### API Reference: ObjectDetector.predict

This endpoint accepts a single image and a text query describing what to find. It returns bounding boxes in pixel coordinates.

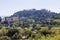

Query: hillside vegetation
[0,9,60,40]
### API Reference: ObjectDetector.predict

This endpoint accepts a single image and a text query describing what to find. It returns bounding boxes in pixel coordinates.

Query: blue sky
[0,0,60,17]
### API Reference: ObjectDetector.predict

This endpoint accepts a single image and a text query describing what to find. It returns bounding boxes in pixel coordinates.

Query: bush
[0,36,11,40]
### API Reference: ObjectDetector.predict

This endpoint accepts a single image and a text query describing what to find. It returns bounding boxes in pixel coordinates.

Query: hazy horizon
[0,0,60,16]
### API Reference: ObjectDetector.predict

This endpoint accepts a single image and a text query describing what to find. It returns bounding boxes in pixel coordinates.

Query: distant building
[2,16,18,22]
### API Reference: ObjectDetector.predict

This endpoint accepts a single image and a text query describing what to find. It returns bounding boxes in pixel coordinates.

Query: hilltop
[1,9,60,27]
[11,9,60,22]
